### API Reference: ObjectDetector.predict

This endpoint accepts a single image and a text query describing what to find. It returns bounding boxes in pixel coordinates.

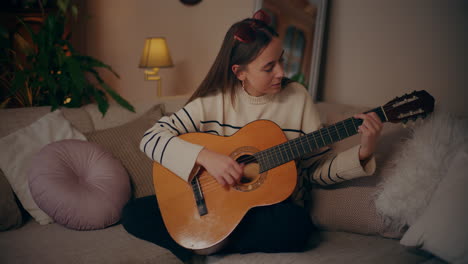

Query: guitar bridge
[191,176,208,216]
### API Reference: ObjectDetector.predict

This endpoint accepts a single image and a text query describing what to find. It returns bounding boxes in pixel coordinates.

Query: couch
[0,95,449,264]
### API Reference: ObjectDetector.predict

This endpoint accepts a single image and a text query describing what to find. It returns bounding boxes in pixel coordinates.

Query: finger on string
[363,119,378,133]
[359,124,369,134]
[368,112,383,127]
[215,174,227,186]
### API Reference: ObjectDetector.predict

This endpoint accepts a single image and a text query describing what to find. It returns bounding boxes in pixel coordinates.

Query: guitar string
[232,119,362,167]
[194,105,419,193]
[197,121,361,192]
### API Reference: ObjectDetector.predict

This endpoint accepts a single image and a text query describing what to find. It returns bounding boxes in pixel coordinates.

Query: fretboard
[253,106,387,173]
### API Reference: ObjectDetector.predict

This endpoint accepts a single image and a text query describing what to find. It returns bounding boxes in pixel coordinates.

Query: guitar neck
[253,106,388,173]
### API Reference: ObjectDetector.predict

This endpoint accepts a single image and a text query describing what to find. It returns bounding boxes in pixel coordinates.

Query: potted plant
[0,0,134,115]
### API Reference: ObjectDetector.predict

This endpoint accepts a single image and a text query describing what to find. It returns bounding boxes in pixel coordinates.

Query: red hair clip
[253,9,271,25]
[234,10,272,43]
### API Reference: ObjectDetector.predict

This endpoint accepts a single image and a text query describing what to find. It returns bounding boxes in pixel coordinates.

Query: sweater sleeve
[297,89,376,186]
[140,99,204,182]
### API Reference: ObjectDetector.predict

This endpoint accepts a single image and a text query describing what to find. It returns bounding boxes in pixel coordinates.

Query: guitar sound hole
[236,155,259,184]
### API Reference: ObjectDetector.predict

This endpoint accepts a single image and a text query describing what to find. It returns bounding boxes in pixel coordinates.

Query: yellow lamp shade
[139,37,174,68]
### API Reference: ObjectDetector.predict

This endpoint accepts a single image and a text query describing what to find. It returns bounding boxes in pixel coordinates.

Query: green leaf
[100,82,135,113]
[64,57,87,93]
[87,69,133,113]
[78,55,120,78]
[57,0,70,15]
[93,88,109,116]
[0,98,11,109]
[13,33,34,56]
[15,17,36,44]
[9,71,27,97]
[291,72,307,88]
[71,5,79,19]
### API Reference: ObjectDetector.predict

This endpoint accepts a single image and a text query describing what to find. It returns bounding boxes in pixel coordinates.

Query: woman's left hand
[353,112,383,161]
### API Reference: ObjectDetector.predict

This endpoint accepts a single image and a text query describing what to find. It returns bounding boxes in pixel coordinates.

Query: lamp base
[144,67,162,97]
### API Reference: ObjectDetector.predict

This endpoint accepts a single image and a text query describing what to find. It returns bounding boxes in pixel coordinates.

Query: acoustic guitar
[153,90,435,250]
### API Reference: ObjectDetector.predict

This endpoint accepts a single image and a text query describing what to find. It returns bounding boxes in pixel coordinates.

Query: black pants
[121,195,316,262]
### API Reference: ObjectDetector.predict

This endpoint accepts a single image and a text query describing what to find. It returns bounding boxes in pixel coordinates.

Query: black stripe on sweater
[302,148,331,161]
[327,155,338,183]
[160,136,176,164]
[143,132,161,153]
[151,137,161,160]
[201,120,305,135]
[173,113,189,133]
[202,130,220,135]
[200,120,242,130]
[157,121,180,135]
[182,108,198,132]
[282,128,305,135]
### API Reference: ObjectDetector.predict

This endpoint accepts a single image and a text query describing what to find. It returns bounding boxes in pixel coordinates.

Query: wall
[75,0,254,106]
[76,0,467,116]
[321,0,468,116]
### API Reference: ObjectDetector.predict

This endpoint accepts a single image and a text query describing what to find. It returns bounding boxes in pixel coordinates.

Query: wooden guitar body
[153,120,297,250]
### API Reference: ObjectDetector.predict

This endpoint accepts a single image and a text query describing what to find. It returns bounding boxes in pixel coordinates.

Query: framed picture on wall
[254,0,329,102]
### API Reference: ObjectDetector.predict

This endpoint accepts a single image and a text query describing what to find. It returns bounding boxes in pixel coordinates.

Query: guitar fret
[299,137,306,156]
[279,145,286,164]
[318,130,326,147]
[272,146,280,166]
[290,141,299,159]
[334,125,341,140]
[286,142,293,161]
[312,133,319,149]
[326,127,333,143]
[351,118,358,132]
[305,134,313,153]
[342,121,349,137]
[267,149,274,169]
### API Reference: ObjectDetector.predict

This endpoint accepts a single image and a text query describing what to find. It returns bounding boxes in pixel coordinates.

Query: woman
[122,10,382,263]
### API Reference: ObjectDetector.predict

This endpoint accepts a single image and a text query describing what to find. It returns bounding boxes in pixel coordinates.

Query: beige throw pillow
[0,110,87,225]
[309,103,410,238]
[85,104,164,198]
[400,149,468,263]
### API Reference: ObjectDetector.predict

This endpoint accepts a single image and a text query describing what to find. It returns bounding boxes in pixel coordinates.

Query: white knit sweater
[141,82,375,204]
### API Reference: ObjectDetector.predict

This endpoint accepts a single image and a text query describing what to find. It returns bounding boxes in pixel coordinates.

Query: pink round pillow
[28,139,131,230]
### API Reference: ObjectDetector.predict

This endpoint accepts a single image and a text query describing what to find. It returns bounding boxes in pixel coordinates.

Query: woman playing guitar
[122,10,383,263]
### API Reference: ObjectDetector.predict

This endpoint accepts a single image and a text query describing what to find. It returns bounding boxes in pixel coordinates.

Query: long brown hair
[186,17,279,104]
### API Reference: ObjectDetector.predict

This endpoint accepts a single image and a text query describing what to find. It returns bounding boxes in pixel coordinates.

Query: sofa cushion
[0,106,93,230]
[83,101,164,130]
[0,170,22,231]
[309,103,409,238]
[0,110,87,225]
[400,149,468,263]
[28,139,131,230]
[0,106,94,138]
[205,231,431,264]
[85,104,164,198]
[374,111,468,230]
[0,220,181,264]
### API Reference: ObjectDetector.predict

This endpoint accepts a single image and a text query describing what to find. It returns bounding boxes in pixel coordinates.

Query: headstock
[383,90,435,124]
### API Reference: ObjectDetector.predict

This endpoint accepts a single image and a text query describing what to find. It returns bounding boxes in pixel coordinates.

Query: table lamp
[139,37,174,97]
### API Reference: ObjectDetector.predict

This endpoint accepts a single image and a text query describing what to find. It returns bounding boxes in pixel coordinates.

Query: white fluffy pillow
[374,110,468,229]
[400,150,468,264]
[0,110,86,225]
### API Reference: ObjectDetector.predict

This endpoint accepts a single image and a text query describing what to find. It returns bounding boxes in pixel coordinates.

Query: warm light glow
[139,37,174,68]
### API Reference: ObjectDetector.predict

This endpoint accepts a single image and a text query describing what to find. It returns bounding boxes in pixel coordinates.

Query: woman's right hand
[196,148,244,187]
